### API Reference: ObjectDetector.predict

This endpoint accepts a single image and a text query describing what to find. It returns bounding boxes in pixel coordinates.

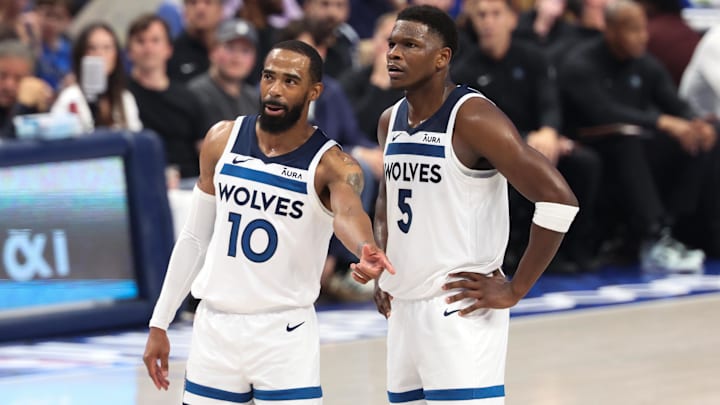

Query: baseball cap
[216,18,258,47]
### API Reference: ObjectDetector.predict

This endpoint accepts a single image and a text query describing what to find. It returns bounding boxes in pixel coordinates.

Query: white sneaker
[640,235,705,274]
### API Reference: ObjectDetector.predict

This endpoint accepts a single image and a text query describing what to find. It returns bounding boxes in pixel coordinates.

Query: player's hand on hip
[350,244,396,284]
[374,281,393,319]
[143,327,171,390]
[442,270,518,315]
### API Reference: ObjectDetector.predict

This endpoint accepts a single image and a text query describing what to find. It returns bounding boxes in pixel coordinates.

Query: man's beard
[258,97,306,133]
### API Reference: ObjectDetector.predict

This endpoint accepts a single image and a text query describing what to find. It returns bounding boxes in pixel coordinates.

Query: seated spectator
[167,0,223,83]
[680,25,720,124]
[302,0,359,79]
[127,14,209,182]
[546,0,609,63]
[235,0,285,85]
[0,39,53,139]
[51,22,142,132]
[638,0,700,87]
[339,12,403,143]
[188,18,260,126]
[559,0,719,269]
[34,0,74,92]
[453,0,602,272]
[513,0,580,62]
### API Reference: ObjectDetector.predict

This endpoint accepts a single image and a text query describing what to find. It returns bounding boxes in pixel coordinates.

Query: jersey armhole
[446,94,500,180]
[306,140,339,219]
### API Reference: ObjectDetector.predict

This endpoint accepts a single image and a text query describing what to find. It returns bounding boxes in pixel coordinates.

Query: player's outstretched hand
[374,282,393,319]
[441,270,519,315]
[349,244,396,284]
[143,327,171,390]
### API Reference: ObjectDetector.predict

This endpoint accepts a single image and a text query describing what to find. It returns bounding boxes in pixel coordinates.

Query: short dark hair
[267,39,323,84]
[127,14,172,45]
[397,5,458,57]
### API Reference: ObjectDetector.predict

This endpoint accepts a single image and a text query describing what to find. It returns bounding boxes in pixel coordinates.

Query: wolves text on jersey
[218,182,304,219]
[384,161,442,184]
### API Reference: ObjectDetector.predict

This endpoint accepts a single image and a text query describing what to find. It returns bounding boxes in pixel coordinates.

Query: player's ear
[436,47,451,70]
[308,81,323,102]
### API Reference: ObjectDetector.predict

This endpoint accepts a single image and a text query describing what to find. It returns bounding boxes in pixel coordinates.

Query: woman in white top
[51,22,142,133]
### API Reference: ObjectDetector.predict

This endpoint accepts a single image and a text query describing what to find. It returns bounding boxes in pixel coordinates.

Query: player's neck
[255,120,315,157]
[405,80,454,128]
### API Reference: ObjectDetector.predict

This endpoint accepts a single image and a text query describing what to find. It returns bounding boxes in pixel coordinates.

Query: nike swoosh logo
[443,309,460,317]
[286,322,305,332]
[391,132,403,141]
[232,156,252,164]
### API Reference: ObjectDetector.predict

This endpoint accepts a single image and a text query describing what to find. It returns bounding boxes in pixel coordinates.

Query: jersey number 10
[227,212,278,262]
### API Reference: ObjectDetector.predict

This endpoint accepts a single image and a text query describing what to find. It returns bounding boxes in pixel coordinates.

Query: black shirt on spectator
[513,10,581,63]
[187,72,260,130]
[338,65,403,142]
[0,104,39,140]
[451,41,562,134]
[324,24,358,79]
[128,79,208,178]
[559,37,694,133]
[167,31,210,84]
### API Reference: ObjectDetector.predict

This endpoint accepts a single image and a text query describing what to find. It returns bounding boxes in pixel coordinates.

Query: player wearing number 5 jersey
[143,40,394,405]
[374,6,578,404]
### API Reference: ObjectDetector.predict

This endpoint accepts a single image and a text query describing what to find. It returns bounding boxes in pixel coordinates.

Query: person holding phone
[50,22,141,133]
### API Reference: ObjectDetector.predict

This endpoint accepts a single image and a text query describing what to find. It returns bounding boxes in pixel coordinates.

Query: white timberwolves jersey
[379,85,510,300]
[191,116,337,313]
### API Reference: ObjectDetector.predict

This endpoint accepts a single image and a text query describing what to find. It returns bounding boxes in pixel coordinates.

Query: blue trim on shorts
[185,379,253,403]
[425,385,505,400]
[388,385,505,402]
[254,386,323,400]
[388,388,425,402]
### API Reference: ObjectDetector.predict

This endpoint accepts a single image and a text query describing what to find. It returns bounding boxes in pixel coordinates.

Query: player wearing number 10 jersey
[143,40,394,405]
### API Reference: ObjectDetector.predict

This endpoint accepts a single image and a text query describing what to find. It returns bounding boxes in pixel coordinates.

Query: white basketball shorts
[183,301,322,404]
[386,293,509,404]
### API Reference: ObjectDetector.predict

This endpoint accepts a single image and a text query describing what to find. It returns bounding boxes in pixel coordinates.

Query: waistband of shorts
[200,300,315,316]
[392,268,504,303]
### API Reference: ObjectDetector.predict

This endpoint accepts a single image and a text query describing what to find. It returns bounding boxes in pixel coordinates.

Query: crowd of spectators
[1,0,719,302]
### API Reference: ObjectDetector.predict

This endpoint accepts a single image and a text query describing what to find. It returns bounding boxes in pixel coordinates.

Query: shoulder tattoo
[345,172,364,196]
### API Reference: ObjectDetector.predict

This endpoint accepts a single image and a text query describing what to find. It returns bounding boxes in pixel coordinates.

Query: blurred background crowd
[1,0,719,303]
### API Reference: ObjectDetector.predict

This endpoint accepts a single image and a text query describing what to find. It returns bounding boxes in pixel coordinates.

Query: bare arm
[317,146,395,282]
[445,98,578,309]
[373,108,392,251]
[373,108,393,318]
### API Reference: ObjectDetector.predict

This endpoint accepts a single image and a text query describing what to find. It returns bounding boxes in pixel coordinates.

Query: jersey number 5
[397,188,413,233]
[227,212,278,262]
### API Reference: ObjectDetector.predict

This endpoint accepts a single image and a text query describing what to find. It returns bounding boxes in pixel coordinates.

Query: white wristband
[532,202,579,233]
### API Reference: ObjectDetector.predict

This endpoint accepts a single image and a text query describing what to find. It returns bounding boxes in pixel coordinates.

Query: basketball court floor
[1,264,719,405]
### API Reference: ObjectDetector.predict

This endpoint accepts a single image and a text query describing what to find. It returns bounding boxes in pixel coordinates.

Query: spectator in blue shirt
[34,0,73,92]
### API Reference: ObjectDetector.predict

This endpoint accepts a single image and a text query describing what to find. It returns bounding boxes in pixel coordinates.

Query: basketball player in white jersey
[374,6,578,404]
[142,40,395,404]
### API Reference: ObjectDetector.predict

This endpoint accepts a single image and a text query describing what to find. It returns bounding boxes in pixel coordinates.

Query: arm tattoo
[345,172,364,196]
